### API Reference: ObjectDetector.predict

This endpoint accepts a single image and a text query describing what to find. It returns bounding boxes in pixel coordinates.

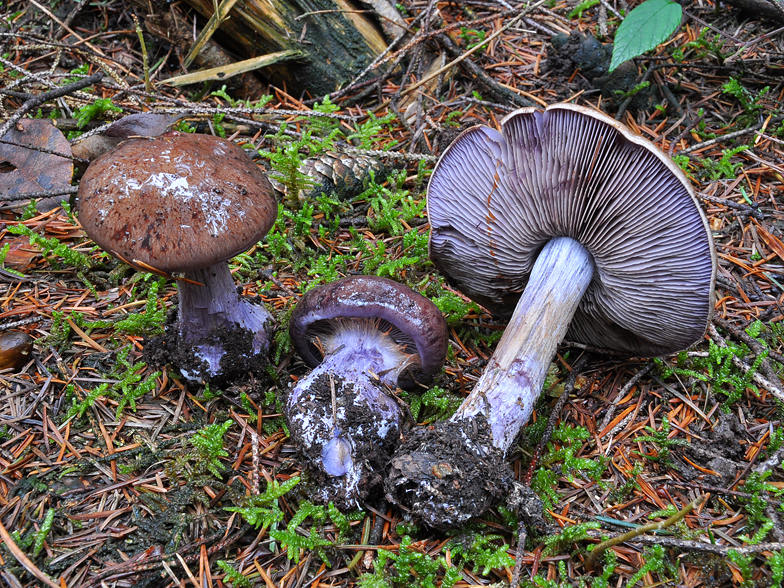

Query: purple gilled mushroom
[386,103,717,527]
[287,275,448,509]
[77,131,277,384]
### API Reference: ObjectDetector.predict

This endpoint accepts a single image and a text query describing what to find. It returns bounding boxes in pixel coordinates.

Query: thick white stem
[452,236,594,454]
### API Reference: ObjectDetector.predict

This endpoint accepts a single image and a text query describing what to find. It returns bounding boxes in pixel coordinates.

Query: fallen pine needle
[0,518,62,588]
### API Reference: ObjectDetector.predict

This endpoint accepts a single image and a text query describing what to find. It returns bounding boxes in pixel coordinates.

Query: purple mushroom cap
[290,275,448,388]
[428,103,716,356]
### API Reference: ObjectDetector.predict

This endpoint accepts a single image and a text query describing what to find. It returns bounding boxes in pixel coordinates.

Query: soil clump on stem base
[385,418,514,529]
[286,372,404,510]
[143,305,272,389]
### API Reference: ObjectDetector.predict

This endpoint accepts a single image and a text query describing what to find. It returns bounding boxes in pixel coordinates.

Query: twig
[681,120,776,154]
[708,323,784,404]
[668,480,783,505]
[699,190,764,220]
[616,534,784,557]
[0,72,104,139]
[668,111,705,156]
[713,315,784,377]
[0,318,40,331]
[436,32,533,108]
[509,521,528,588]
[0,186,78,202]
[0,138,87,163]
[584,495,706,571]
[341,146,437,163]
[754,445,784,474]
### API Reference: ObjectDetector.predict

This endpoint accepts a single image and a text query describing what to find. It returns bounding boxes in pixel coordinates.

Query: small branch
[436,32,533,108]
[680,119,780,154]
[584,495,706,571]
[699,191,764,220]
[0,186,78,203]
[668,111,705,156]
[708,323,784,404]
[0,138,87,163]
[509,521,528,588]
[621,534,784,557]
[668,480,783,505]
[713,315,784,377]
[0,317,40,331]
[0,72,104,139]
[754,445,784,474]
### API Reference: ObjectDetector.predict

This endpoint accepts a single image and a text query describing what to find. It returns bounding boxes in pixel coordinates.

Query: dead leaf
[0,235,39,270]
[0,119,73,202]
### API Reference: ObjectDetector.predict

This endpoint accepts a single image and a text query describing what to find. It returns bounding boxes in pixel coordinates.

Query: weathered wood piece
[180,0,392,96]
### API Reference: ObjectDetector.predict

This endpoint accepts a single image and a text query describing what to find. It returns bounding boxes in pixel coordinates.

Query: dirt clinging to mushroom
[384,417,514,529]
[143,306,272,388]
[286,372,403,510]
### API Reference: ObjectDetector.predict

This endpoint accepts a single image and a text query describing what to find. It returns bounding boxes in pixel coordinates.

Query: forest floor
[1,0,784,586]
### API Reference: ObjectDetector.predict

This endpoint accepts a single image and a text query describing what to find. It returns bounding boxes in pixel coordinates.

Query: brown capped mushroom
[0,331,34,372]
[77,131,277,384]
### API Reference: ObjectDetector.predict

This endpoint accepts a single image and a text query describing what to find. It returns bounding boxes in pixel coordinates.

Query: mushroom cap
[77,132,277,273]
[290,276,448,387]
[427,103,717,356]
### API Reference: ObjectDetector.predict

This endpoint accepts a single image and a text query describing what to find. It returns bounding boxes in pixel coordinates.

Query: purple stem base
[176,262,272,383]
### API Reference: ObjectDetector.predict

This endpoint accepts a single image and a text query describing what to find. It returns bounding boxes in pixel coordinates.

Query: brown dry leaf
[0,119,73,198]
[0,235,39,270]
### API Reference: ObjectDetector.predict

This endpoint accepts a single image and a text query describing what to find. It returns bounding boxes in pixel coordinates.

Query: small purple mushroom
[77,132,277,384]
[287,275,448,509]
[386,103,717,527]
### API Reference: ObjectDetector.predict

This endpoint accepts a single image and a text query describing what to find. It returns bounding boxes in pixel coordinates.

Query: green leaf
[609,0,682,72]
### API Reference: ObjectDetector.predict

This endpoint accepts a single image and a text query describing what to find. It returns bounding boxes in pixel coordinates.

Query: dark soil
[544,30,654,110]
[286,372,403,510]
[143,310,272,388]
[384,417,514,529]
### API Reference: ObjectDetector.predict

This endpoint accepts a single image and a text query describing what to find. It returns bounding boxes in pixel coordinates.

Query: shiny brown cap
[77,132,277,273]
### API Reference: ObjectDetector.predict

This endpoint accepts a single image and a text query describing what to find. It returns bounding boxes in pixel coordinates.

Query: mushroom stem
[287,321,408,507]
[453,236,594,454]
[177,262,272,377]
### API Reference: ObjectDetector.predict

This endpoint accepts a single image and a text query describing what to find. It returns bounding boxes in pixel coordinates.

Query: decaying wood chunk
[177,0,395,96]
